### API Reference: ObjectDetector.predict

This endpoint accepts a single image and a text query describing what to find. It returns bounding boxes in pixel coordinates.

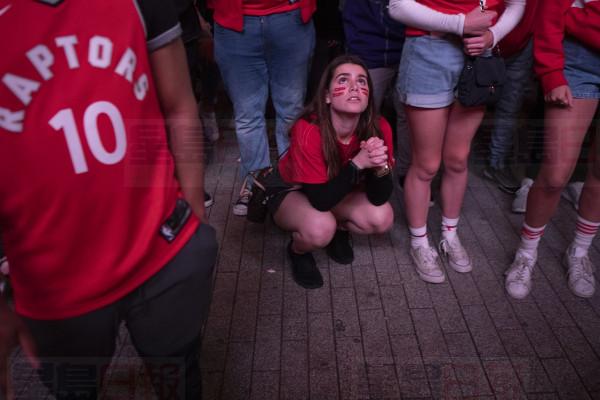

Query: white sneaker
[439,236,472,273]
[410,246,445,283]
[233,177,251,216]
[561,181,583,211]
[505,251,537,299]
[512,178,533,214]
[563,246,595,298]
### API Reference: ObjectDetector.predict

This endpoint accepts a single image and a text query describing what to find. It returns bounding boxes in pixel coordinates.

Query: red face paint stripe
[332,92,345,97]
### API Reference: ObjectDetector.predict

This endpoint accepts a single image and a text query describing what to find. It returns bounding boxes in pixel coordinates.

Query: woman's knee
[297,214,337,248]
[443,153,469,174]
[411,158,441,181]
[364,204,394,234]
[537,171,571,194]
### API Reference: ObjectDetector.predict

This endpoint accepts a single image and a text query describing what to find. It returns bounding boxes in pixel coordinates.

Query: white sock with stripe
[571,215,600,257]
[517,222,545,259]
[409,225,429,249]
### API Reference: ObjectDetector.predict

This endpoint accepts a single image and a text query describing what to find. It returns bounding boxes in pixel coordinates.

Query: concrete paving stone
[542,358,592,400]
[562,299,600,355]
[309,368,340,400]
[462,305,507,358]
[280,340,309,400]
[330,264,354,288]
[367,365,401,400]
[530,278,577,329]
[445,332,478,358]
[411,308,449,359]
[496,329,536,358]
[237,252,262,293]
[359,309,394,367]
[448,273,485,306]
[282,314,307,342]
[371,244,403,286]
[424,357,462,399]
[429,284,468,334]
[352,264,383,310]
[202,371,223,400]
[216,245,242,273]
[380,285,414,335]
[335,337,370,400]
[253,315,282,372]
[243,222,265,253]
[352,233,374,266]
[554,326,600,392]
[282,278,307,341]
[389,225,413,267]
[309,313,337,372]
[403,279,433,309]
[308,268,332,314]
[525,394,560,400]
[482,359,526,399]
[221,341,254,400]
[452,357,493,397]
[510,356,555,394]
[258,287,284,316]
[485,300,521,330]
[510,301,565,359]
[250,371,279,400]
[389,335,431,399]
[229,291,258,342]
[369,231,392,248]
[332,288,362,338]
[262,236,286,272]
[209,273,238,317]
[592,391,600,400]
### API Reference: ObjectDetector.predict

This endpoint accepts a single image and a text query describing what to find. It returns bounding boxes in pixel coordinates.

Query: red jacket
[534,0,600,94]
[209,0,316,32]
[498,0,538,58]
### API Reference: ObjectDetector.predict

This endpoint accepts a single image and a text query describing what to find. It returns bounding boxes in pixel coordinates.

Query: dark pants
[24,223,218,399]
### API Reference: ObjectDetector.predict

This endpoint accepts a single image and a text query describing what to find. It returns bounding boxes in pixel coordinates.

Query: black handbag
[457,55,506,107]
[246,166,296,223]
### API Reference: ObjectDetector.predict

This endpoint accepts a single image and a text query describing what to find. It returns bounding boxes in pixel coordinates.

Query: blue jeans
[489,39,533,169]
[214,9,315,178]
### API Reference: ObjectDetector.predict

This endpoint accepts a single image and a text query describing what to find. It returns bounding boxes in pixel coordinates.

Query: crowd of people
[1,0,599,398]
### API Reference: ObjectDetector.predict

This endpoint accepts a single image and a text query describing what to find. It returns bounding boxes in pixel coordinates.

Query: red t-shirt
[279,117,395,184]
[405,0,503,37]
[0,0,198,319]
[243,0,299,16]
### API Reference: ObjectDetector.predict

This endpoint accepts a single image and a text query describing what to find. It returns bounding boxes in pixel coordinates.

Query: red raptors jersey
[0,0,199,319]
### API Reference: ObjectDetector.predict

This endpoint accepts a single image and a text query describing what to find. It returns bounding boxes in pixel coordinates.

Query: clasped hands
[352,137,388,170]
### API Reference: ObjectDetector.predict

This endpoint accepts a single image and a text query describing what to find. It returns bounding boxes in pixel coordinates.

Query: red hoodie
[534,0,600,94]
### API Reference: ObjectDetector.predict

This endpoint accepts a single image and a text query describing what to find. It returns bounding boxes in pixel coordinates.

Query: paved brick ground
[12,128,600,399]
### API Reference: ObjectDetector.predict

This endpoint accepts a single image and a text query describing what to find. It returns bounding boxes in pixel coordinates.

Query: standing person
[0,1,218,398]
[482,0,539,194]
[342,0,412,189]
[505,0,600,299]
[388,0,525,283]
[211,0,316,216]
[273,55,395,289]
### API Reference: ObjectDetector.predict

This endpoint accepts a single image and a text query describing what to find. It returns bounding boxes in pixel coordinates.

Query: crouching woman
[273,55,395,289]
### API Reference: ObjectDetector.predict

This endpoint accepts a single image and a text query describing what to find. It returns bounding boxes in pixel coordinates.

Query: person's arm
[365,171,393,206]
[488,0,526,46]
[388,0,496,36]
[565,1,600,53]
[149,39,206,220]
[302,162,361,211]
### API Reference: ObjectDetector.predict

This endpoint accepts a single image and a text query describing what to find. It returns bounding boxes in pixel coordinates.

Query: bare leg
[273,191,337,253]
[525,99,599,227]
[331,191,394,235]
[440,102,486,218]
[404,106,449,228]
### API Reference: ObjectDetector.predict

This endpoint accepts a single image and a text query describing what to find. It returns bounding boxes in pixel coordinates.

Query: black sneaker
[288,241,323,289]
[326,230,354,264]
[483,166,520,194]
[204,191,214,208]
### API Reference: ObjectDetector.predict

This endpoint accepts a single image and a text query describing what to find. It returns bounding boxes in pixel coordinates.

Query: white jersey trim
[147,23,182,52]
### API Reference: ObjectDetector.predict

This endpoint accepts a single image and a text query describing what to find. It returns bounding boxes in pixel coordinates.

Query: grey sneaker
[439,236,472,273]
[561,181,583,211]
[233,177,251,216]
[410,246,445,283]
[505,251,537,299]
[563,246,595,298]
[483,165,520,194]
[512,178,533,214]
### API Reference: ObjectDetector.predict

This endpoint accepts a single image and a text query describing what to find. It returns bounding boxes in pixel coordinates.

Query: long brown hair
[300,55,382,179]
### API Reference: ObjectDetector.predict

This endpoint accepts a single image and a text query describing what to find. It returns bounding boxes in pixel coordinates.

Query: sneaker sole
[562,255,595,298]
[511,206,526,214]
[205,199,215,208]
[232,207,248,216]
[448,259,472,273]
[415,268,446,283]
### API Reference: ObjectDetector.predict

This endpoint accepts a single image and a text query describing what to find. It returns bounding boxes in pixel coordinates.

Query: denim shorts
[396,35,465,108]
[564,38,600,99]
